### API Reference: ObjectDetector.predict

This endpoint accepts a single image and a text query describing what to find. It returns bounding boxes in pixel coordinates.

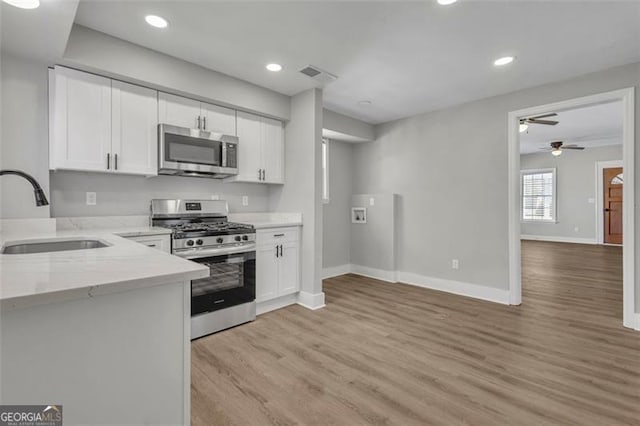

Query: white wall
[49,171,270,216]
[521,145,622,242]
[322,140,353,268]
[0,53,51,219]
[63,25,290,120]
[350,193,396,273]
[269,89,324,303]
[323,109,375,142]
[352,62,640,311]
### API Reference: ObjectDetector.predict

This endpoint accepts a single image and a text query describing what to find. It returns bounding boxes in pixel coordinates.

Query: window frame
[520,168,557,223]
[322,138,330,204]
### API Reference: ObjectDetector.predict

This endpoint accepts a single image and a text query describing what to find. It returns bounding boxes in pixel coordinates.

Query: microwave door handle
[222,142,227,167]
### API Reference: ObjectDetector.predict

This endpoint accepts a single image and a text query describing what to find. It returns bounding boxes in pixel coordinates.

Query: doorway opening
[508,88,636,329]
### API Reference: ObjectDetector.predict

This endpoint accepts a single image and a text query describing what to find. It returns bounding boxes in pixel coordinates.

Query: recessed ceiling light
[2,0,40,9]
[145,15,168,28]
[437,0,458,5]
[266,63,282,72]
[358,100,372,107]
[494,56,515,66]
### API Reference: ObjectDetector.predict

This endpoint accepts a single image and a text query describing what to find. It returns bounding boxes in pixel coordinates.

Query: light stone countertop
[0,228,208,310]
[229,212,302,229]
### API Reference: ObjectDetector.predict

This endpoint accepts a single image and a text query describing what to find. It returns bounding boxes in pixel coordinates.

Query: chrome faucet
[0,169,49,206]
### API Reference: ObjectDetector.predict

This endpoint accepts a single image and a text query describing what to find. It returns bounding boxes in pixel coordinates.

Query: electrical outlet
[451,259,459,270]
[242,196,249,206]
[86,192,96,206]
[587,198,595,204]
[211,194,220,200]
[369,197,375,206]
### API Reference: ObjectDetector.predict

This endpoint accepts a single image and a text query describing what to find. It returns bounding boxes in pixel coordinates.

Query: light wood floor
[192,241,639,425]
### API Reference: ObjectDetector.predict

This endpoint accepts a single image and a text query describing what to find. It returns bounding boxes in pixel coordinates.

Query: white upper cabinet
[202,102,236,135]
[229,111,284,184]
[158,92,237,135]
[235,111,263,182]
[262,117,284,184]
[49,67,158,176]
[50,67,112,172]
[158,92,201,129]
[111,80,158,176]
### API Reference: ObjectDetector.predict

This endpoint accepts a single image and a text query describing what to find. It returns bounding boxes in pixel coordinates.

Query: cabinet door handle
[203,116,206,130]
[147,244,157,247]
[275,245,279,258]
[262,169,265,181]
[114,154,118,170]
[197,116,201,129]
[258,169,262,180]
[279,245,283,257]
[273,233,284,237]
[107,153,110,169]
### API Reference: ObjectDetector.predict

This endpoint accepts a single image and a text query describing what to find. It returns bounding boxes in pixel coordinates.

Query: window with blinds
[521,169,556,222]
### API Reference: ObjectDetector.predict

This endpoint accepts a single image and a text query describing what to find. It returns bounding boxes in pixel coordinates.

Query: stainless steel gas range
[151,199,256,339]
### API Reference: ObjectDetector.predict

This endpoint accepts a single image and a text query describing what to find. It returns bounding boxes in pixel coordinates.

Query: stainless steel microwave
[158,124,238,178]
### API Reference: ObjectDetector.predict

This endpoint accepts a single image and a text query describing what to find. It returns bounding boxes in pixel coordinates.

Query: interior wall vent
[299,65,338,84]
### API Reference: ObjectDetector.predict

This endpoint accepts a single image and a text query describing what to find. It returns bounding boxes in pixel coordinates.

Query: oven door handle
[173,242,256,259]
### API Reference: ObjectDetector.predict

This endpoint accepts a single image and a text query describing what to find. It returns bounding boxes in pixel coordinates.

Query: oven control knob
[242,235,249,241]
[234,235,242,242]
[196,239,203,245]
[186,240,194,246]
[216,237,224,244]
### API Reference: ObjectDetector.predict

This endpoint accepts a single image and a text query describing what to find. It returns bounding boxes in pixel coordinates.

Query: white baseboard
[256,293,299,316]
[350,264,397,283]
[322,264,351,279]
[521,234,597,245]
[396,271,511,305]
[320,263,510,305]
[297,291,326,310]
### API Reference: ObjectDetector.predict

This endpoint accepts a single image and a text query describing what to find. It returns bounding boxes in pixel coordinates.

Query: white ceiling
[519,101,623,155]
[1,0,78,62]
[33,1,640,125]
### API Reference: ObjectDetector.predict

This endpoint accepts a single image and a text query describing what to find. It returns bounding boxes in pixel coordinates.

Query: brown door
[604,167,623,244]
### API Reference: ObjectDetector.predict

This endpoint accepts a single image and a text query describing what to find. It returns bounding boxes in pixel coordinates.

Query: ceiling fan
[519,113,559,132]
[540,141,585,157]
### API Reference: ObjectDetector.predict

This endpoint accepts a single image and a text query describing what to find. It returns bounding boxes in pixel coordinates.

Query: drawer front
[256,227,299,246]
[126,235,171,253]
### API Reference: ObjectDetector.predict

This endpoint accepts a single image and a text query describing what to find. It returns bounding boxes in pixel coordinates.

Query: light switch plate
[587,198,595,204]
[211,194,220,200]
[242,196,249,206]
[86,192,96,206]
[369,197,375,206]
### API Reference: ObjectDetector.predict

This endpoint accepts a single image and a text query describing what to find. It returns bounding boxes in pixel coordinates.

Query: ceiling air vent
[299,65,338,85]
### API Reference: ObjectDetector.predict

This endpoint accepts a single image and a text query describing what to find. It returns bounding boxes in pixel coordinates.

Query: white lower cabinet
[124,234,171,253]
[256,227,300,303]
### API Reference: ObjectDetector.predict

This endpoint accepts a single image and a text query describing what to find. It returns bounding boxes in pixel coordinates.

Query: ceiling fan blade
[538,147,553,151]
[529,113,558,120]
[562,146,585,150]
[528,119,559,125]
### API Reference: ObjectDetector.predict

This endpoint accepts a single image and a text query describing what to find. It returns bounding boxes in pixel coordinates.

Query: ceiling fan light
[551,149,562,157]
[519,123,528,133]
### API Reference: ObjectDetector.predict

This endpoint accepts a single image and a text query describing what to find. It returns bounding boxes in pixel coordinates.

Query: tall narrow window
[322,139,329,203]
[521,168,556,222]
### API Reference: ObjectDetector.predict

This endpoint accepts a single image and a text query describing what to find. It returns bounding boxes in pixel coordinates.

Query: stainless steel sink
[2,239,110,254]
